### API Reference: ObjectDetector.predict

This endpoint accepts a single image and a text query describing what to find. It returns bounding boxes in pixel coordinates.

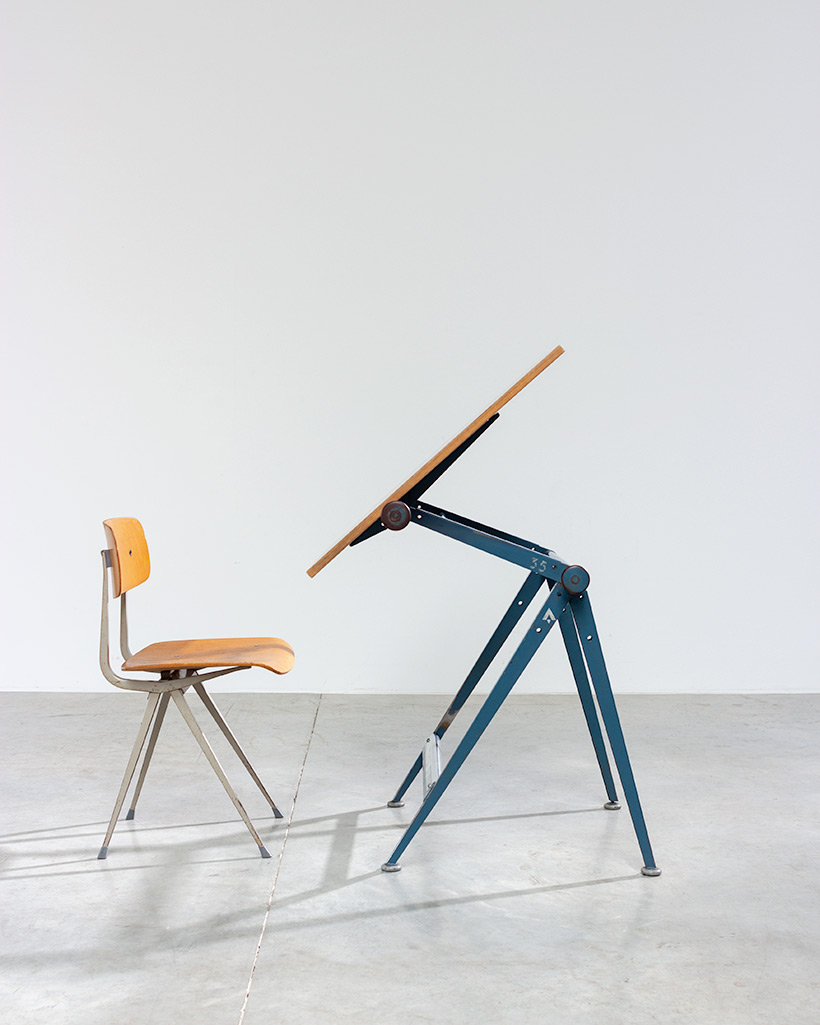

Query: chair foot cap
[97,847,108,860]
[259,845,272,859]
[381,862,401,873]
[387,800,405,808]
[641,866,662,877]
[272,807,284,820]
[604,801,621,811]
[125,809,135,820]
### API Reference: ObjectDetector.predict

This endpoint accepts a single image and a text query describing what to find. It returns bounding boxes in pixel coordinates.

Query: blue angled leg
[382,582,569,871]
[571,594,660,876]
[388,572,546,807]
[559,611,619,807]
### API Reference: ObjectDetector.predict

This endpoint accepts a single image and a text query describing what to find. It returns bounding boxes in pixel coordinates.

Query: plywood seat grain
[123,637,295,675]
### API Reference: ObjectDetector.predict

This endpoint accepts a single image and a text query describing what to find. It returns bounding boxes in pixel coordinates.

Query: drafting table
[308,346,660,877]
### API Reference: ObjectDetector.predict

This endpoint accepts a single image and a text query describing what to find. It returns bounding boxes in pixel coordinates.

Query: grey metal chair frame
[98,548,284,860]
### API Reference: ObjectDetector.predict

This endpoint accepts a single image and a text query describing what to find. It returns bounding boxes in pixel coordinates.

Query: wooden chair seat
[123,637,295,675]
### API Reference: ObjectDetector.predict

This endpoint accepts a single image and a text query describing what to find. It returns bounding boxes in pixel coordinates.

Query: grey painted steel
[421,735,441,797]
[119,590,134,661]
[170,691,271,857]
[98,693,162,858]
[99,550,249,694]
[127,691,171,819]
[192,682,284,819]
[96,548,282,859]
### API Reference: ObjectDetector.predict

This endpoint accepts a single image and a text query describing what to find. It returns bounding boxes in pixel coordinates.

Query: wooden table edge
[306,345,565,578]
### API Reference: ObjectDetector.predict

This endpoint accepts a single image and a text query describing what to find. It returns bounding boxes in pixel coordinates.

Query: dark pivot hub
[381,501,412,531]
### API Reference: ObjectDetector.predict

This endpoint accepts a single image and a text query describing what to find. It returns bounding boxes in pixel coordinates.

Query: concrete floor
[1,691,818,1025]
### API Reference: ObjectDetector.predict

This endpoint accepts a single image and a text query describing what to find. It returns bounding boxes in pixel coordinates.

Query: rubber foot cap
[260,845,272,859]
[604,801,621,811]
[387,800,405,808]
[125,809,135,820]
[97,847,108,860]
[381,862,402,873]
[272,807,284,819]
[641,866,662,877]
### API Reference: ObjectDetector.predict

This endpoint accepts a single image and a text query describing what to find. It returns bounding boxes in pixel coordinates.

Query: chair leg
[126,692,170,820]
[192,682,284,819]
[98,693,161,859]
[170,690,271,858]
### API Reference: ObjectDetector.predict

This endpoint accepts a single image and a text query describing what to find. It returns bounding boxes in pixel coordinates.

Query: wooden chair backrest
[103,518,151,598]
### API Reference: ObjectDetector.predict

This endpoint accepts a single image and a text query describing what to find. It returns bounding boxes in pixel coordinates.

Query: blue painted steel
[414,506,570,579]
[419,502,559,562]
[383,583,570,869]
[570,594,658,873]
[558,611,619,805]
[381,504,659,874]
[389,572,546,805]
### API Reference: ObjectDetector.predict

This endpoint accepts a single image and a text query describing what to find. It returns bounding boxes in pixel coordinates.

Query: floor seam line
[237,693,323,1025]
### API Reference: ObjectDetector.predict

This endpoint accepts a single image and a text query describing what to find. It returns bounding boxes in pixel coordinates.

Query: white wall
[2,2,818,694]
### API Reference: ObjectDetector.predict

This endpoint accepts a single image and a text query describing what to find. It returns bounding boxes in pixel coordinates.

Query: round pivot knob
[382,501,412,531]
[561,564,590,595]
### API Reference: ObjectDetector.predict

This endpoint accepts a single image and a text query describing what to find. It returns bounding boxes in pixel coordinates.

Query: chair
[97,517,295,859]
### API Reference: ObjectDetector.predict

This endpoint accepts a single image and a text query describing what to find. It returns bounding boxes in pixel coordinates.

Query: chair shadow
[1,803,619,883]
[0,802,645,971]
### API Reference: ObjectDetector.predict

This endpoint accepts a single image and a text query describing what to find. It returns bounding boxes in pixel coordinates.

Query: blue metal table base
[379,502,660,877]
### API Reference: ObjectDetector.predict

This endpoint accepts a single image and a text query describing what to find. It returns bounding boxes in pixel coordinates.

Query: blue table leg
[382,583,569,871]
[559,610,619,807]
[571,594,660,876]
[388,572,546,806]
